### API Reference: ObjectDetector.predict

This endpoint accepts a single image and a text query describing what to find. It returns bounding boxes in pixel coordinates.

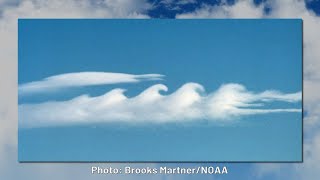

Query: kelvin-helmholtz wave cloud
[19,72,301,128]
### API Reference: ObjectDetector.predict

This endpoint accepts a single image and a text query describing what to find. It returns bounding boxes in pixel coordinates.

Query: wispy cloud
[19,83,301,128]
[18,72,164,94]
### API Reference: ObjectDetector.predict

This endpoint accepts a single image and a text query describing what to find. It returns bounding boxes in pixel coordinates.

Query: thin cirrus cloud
[19,82,301,128]
[18,72,165,94]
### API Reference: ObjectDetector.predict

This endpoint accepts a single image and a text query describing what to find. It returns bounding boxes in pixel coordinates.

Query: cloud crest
[19,83,301,128]
[18,72,164,94]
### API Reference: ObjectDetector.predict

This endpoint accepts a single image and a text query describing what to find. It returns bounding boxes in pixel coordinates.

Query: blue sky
[18,19,302,162]
[146,0,320,18]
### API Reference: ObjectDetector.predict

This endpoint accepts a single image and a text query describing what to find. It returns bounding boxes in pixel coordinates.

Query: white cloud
[176,0,320,180]
[19,83,301,128]
[0,0,154,179]
[254,164,285,178]
[19,72,164,94]
[293,132,320,179]
[254,132,320,180]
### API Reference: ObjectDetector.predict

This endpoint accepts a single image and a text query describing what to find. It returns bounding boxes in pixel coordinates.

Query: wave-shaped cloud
[19,83,301,128]
[18,72,164,94]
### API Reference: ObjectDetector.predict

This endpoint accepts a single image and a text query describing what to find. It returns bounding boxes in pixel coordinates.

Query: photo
[18,19,302,162]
